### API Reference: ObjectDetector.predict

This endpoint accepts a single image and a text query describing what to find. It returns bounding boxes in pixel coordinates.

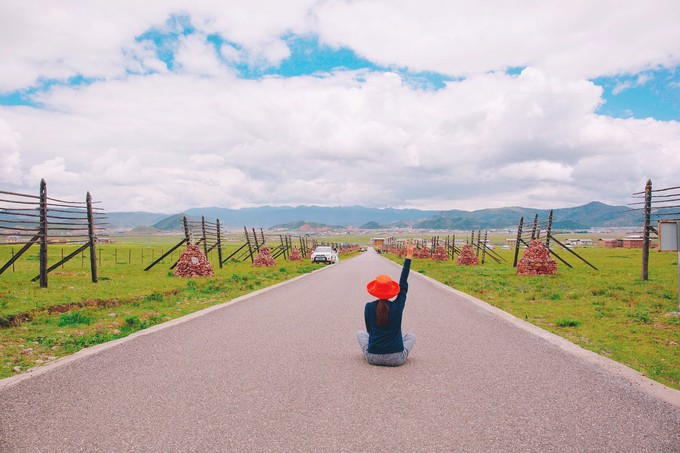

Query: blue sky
[593,68,680,121]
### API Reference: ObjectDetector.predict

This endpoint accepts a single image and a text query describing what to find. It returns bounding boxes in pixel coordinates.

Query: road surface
[1,249,679,451]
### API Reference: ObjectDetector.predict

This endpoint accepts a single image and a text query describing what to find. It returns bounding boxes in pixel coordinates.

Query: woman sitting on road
[357,241,415,367]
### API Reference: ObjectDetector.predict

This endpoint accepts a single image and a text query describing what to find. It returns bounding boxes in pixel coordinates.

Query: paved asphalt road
[1,250,679,451]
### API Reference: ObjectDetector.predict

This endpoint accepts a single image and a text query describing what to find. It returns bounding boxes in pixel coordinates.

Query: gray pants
[356,330,416,367]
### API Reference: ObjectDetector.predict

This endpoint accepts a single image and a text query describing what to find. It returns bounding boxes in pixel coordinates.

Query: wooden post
[86,191,98,282]
[513,217,524,268]
[260,228,265,245]
[244,226,254,263]
[545,209,554,249]
[216,219,223,268]
[252,228,260,252]
[201,216,208,257]
[183,216,191,244]
[0,235,40,276]
[481,230,488,264]
[642,179,652,281]
[39,179,48,288]
[531,214,538,240]
[476,230,482,257]
[470,230,474,247]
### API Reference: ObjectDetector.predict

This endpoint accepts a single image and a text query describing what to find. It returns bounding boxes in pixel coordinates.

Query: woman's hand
[406,240,414,259]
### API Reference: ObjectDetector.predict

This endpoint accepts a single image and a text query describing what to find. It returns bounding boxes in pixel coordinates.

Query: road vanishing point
[1,249,679,451]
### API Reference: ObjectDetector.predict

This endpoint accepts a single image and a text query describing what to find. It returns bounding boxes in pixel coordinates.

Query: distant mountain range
[411,202,641,230]
[105,201,643,231]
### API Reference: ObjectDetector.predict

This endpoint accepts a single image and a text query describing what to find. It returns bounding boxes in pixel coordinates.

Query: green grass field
[384,245,680,390]
[0,238,357,379]
[2,233,679,391]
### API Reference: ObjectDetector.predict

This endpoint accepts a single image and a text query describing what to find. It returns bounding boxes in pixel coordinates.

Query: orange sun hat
[366,274,400,300]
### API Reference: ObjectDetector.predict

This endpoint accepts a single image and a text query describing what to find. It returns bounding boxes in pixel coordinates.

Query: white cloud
[28,157,80,185]
[0,0,317,91]
[174,34,227,76]
[0,2,679,212]
[0,1,169,91]
[0,118,23,184]
[1,67,678,212]
[1,1,679,93]
[498,161,574,183]
[314,0,680,78]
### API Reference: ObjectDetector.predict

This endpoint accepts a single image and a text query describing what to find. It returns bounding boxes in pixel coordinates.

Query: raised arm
[396,241,413,302]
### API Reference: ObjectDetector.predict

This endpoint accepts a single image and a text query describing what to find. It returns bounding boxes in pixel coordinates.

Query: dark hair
[376,299,390,328]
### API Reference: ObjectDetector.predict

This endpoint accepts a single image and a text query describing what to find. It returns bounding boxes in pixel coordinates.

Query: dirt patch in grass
[2,289,184,330]
[0,312,33,328]
[46,304,80,314]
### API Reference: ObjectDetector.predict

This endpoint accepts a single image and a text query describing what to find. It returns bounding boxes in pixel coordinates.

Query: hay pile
[456,244,479,266]
[517,240,557,276]
[288,248,302,261]
[253,246,275,267]
[414,247,432,258]
[174,245,214,277]
[431,246,449,261]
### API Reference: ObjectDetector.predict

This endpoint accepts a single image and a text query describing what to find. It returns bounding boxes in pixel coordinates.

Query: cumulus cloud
[1,66,678,212]
[174,34,228,76]
[499,161,574,183]
[27,157,80,185]
[2,1,679,93]
[1,2,679,212]
[0,0,316,91]
[0,118,23,184]
[314,0,680,78]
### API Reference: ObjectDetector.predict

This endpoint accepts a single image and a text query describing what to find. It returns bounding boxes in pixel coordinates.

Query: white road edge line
[0,258,350,391]
[382,255,680,409]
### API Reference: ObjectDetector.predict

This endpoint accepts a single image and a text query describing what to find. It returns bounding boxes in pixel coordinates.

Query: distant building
[622,236,644,249]
[371,238,385,247]
[599,238,619,248]
[566,238,594,246]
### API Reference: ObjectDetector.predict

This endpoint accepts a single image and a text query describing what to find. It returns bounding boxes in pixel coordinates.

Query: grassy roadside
[384,247,680,390]
[0,242,359,379]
